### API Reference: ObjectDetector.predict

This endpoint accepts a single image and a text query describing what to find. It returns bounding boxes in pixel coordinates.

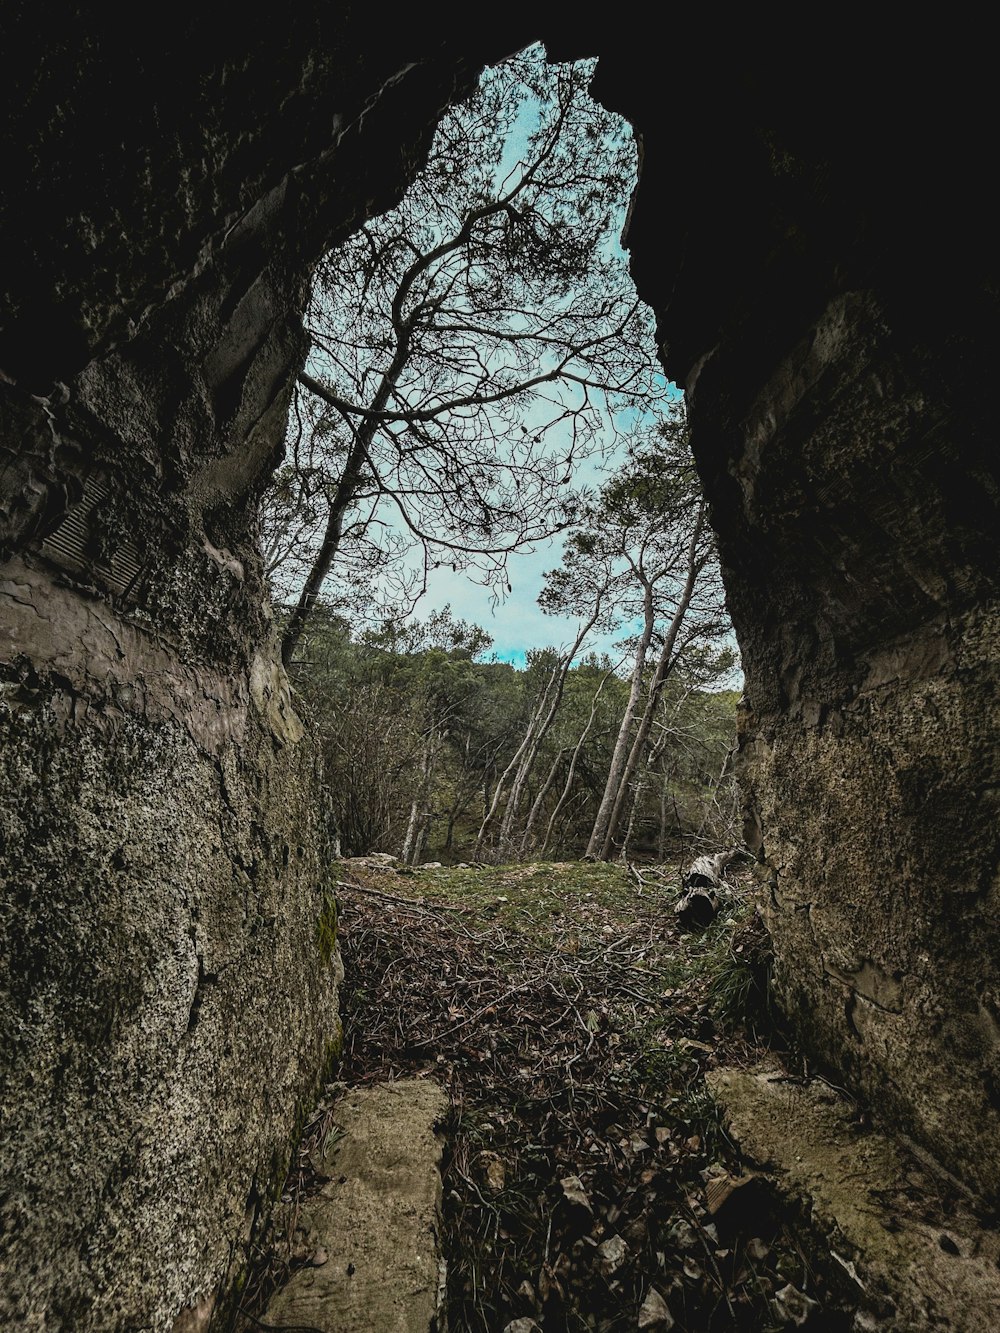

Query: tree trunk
[401,727,437,866]
[586,582,656,858]
[497,610,599,849]
[520,747,566,855]
[474,661,558,857]
[279,429,369,667]
[621,772,646,861]
[478,606,599,857]
[282,341,412,666]
[623,717,671,862]
[598,505,706,859]
[658,766,674,863]
[675,849,740,930]
[540,666,614,858]
[400,798,422,866]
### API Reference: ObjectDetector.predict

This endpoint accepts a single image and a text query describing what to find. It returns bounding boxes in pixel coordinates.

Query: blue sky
[407,431,654,667]
[295,48,737,681]
[397,52,677,668]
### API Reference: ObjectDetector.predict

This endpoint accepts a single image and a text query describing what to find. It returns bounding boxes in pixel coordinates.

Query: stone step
[263,1078,449,1333]
[708,1064,1000,1332]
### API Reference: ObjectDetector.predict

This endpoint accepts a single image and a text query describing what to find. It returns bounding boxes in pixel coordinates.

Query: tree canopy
[264,46,664,663]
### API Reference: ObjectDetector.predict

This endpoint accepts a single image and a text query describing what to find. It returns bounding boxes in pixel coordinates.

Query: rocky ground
[238,857,862,1332]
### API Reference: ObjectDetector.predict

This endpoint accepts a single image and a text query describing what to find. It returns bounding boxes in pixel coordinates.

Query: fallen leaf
[773,1283,819,1326]
[477,1151,506,1195]
[559,1175,593,1213]
[638,1287,674,1329]
[597,1234,628,1274]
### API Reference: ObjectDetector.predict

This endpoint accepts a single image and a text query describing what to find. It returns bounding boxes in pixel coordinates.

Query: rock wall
[591,30,1000,1195]
[0,611,339,1329]
[0,10,519,1330]
[2,11,999,1329]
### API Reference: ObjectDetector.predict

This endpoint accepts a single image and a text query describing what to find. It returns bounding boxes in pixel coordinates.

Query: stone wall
[0,596,339,1329]
[0,11,518,1329]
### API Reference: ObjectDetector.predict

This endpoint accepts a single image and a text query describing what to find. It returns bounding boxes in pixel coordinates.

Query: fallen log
[675,849,740,931]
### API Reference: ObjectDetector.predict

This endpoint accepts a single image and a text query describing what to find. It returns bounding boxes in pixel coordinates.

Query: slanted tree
[267,45,663,664]
[535,656,620,857]
[473,606,603,859]
[617,648,737,859]
[541,407,728,860]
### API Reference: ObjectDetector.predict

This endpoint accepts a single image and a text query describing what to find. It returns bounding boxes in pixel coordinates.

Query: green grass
[407,859,749,1156]
[410,859,673,938]
[706,906,775,1037]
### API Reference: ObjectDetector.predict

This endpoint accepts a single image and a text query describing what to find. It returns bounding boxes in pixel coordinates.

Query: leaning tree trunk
[519,747,567,855]
[279,429,369,667]
[586,583,656,858]
[479,605,600,857]
[282,360,411,666]
[598,506,706,859]
[620,716,671,862]
[475,662,558,857]
[541,665,614,858]
[497,608,600,849]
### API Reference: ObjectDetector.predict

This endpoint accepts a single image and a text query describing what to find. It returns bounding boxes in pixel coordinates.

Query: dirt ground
[238,858,861,1332]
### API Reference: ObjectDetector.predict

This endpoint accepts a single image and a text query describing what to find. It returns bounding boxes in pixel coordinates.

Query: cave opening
[2,17,999,1332]
[261,43,737,874]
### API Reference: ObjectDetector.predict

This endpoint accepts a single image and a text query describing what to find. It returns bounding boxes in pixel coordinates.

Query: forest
[285,603,738,867]
[258,46,741,869]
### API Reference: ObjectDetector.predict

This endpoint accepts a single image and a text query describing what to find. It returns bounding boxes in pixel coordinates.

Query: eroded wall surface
[0,11,515,1330]
[592,31,1000,1196]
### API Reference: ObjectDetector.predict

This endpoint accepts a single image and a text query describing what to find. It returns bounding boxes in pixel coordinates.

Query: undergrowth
[235,858,855,1333]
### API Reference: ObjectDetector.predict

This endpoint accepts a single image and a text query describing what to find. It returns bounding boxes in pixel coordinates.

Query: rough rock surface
[592,33,1000,1199]
[0,12,512,1330]
[2,10,1000,1330]
[0,537,348,1328]
[265,1079,449,1333]
[707,1065,1000,1331]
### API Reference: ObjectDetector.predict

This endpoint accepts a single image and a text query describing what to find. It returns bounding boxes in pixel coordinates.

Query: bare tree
[593,501,709,858]
[541,409,727,861]
[473,606,599,859]
[267,46,663,664]
[538,661,617,857]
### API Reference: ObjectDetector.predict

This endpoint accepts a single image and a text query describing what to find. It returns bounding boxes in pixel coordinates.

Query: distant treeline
[290,608,740,866]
